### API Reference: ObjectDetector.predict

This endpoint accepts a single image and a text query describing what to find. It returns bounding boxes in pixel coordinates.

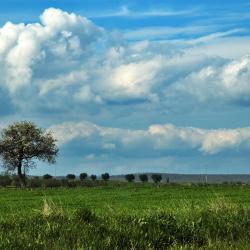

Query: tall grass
[0,197,250,249]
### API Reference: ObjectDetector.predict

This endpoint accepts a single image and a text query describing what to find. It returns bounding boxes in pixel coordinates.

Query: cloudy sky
[1,0,250,175]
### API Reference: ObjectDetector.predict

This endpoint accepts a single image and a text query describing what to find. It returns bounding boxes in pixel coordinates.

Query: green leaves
[0,121,58,178]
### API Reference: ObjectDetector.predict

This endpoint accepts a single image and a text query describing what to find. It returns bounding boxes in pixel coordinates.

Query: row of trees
[43,173,165,183]
[43,173,110,181]
[125,174,165,183]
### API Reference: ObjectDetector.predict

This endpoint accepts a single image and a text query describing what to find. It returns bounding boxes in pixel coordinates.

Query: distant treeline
[0,173,165,188]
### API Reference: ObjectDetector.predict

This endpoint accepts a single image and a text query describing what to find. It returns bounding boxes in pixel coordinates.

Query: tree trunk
[17,162,25,187]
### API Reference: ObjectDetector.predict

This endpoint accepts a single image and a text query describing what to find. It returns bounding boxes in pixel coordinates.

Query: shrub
[101,173,110,181]
[151,174,162,183]
[125,174,135,182]
[43,179,61,188]
[79,173,88,181]
[27,178,42,188]
[11,175,22,187]
[66,174,76,180]
[139,174,148,182]
[90,175,97,181]
[0,175,12,187]
[43,174,53,180]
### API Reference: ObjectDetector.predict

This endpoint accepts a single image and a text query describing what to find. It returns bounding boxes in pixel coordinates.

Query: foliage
[0,121,58,185]
[43,174,53,180]
[90,174,97,181]
[66,174,76,180]
[0,175,12,187]
[101,173,110,181]
[151,174,162,183]
[139,174,148,182]
[79,173,88,181]
[125,174,135,182]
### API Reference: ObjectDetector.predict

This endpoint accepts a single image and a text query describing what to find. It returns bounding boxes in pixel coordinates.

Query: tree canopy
[0,121,58,185]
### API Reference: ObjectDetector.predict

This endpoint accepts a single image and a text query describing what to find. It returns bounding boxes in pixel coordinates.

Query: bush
[66,174,76,180]
[11,175,22,187]
[101,173,110,181]
[27,178,42,188]
[43,174,53,180]
[79,173,88,181]
[67,181,77,188]
[90,175,97,181]
[0,175,12,187]
[151,174,162,183]
[139,174,148,182]
[125,174,135,182]
[43,179,61,188]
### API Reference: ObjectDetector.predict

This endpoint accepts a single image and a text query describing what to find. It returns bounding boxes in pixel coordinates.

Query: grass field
[1,182,250,249]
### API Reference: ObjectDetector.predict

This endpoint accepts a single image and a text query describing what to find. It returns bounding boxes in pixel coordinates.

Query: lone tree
[125,174,135,182]
[0,121,58,186]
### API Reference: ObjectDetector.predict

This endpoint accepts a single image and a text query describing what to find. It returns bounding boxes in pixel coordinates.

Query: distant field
[1,183,250,217]
[1,183,250,249]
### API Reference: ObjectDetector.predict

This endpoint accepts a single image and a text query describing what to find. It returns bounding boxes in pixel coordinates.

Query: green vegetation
[0,183,250,249]
[0,121,58,186]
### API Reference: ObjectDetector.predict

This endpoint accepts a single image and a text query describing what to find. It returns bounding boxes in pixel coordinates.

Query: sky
[1,0,250,175]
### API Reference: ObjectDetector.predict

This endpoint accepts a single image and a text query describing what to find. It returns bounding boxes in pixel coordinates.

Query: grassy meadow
[1,182,250,249]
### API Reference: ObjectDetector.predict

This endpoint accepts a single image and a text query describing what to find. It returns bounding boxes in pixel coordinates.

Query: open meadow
[1,182,250,249]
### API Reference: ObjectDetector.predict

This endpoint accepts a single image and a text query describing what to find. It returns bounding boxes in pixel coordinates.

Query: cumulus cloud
[48,121,250,157]
[0,7,250,115]
[169,55,250,104]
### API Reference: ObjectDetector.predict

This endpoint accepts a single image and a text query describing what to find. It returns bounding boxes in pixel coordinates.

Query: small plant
[91,174,97,181]
[125,174,135,182]
[80,173,88,181]
[44,179,61,188]
[41,198,64,217]
[151,174,162,183]
[101,173,110,181]
[27,178,42,188]
[139,174,148,182]
[43,174,53,180]
[0,175,12,187]
[74,207,96,223]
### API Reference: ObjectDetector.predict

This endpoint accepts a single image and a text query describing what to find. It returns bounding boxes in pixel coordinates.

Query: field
[1,182,250,249]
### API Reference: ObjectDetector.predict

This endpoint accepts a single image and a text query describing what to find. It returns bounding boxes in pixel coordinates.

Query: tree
[125,174,135,182]
[0,121,58,186]
[151,174,162,184]
[80,173,88,181]
[90,174,97,181]
[66,174,76,180]
[139,174,148,182]
[101,173,110,181]
[43,174,53,180]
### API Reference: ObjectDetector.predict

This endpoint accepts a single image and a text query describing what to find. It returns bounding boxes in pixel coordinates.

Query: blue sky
[1,1,250,175]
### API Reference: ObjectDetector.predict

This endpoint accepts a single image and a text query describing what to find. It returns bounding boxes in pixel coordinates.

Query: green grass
[1,182,250,249]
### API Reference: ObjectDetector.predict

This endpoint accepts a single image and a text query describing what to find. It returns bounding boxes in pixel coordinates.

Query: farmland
[1,183,250,249]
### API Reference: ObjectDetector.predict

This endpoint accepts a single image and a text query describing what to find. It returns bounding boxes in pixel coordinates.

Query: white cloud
[0,7,250,121]
[88,5,196,18]
[170,55,250,104]
[49,121,250,156]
